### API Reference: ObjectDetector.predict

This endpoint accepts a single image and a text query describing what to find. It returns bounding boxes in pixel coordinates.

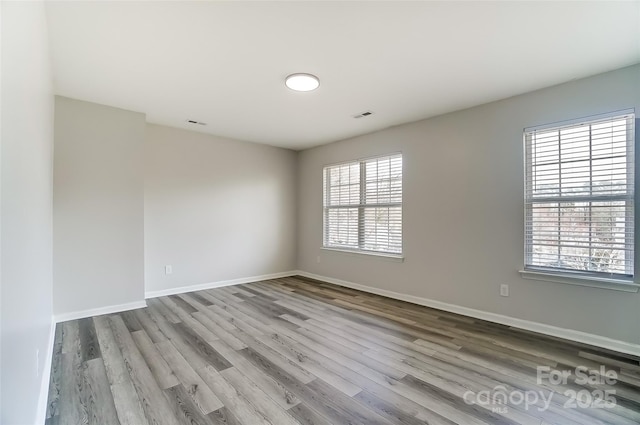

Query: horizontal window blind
[324,154,402,255]
[524,111,635,277]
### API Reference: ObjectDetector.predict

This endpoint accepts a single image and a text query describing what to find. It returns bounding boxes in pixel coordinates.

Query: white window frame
[522,110,636,288]
[323,153,403,258]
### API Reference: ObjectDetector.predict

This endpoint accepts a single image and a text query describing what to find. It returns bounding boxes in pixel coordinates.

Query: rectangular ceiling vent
[186,120,207,126]
[353,111,373,119]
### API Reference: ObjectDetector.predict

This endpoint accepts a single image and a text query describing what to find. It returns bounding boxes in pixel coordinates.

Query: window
[524,111,635,279]
[323,154,402,255]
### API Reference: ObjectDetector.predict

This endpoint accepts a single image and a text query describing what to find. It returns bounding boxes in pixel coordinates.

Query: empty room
[2,1,640,424]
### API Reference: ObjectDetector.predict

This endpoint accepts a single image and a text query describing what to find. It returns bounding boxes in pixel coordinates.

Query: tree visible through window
[323,154,402,255]
[524,111,635,278]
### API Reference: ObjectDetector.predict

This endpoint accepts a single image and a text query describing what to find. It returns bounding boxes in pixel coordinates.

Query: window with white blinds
[323,154,402,255]
[524,111,635,279]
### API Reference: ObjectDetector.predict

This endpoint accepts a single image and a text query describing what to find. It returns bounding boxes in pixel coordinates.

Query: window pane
[364,155,402,204]
[325,208,359,249]
[363,206,402,254]
[325,162,360,206]
[592,156,628,196]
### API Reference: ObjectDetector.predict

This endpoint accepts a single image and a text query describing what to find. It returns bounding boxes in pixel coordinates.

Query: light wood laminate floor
[45,276,640,424]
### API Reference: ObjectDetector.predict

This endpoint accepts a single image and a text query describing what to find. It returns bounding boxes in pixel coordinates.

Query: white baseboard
[54,300,148,323]
[35,317,56,425]
[296,270,640,357]
[145,270,298,299]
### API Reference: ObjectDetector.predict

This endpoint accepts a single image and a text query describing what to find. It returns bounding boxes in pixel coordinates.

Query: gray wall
[53,97,145,315]
[144,124,297,294]
[0,2,55,423]
[297,64,640,345]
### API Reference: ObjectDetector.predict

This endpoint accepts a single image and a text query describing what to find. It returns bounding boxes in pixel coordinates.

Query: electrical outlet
[500,284,509,297]
[165,265,173,275]
[316,256,321,263]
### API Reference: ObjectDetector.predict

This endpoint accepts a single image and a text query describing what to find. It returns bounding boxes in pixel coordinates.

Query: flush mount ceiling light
[285,73,320,92]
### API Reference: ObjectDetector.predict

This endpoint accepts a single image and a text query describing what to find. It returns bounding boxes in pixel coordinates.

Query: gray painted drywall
[144,124,297,293]
[297,64,640,345]
[53,97,145,315]
[1,2,55,423]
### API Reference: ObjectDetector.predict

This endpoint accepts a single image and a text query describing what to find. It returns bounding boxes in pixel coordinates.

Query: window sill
[321,247,404,262]
[519,269,639,293]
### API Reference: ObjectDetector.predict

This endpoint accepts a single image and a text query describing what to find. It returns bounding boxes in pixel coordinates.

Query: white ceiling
[45,1,640,150]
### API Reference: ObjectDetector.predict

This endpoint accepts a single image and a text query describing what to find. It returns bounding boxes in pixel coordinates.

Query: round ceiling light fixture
[285,73,320,92]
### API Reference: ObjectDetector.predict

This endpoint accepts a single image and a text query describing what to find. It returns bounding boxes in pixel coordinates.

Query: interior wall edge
[296,270,640,357]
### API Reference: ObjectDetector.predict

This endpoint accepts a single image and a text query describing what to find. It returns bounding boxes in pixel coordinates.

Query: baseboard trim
[54,300,148,323]
[296,270,640,357]
[35,317,56,425]
[144,270,299,299]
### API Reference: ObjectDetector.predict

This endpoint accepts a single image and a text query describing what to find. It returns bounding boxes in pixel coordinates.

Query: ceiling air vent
[353,111,373,119]
[186,120,207,126]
